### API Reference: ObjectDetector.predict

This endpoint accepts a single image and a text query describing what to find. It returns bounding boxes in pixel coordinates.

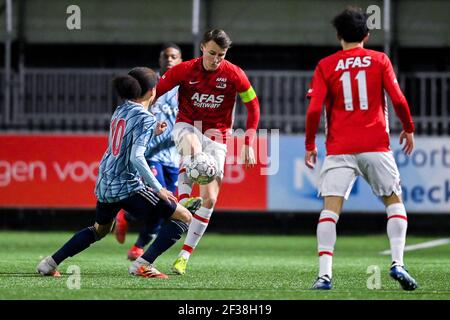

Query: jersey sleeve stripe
[239,86,256,103]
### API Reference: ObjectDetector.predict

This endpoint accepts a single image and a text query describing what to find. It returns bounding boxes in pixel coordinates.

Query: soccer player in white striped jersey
[113,43,196,261]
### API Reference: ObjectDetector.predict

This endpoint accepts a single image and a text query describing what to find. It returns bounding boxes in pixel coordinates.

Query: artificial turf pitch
[0,231,449,300]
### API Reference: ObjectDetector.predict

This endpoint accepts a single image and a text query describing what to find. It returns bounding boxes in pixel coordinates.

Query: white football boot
[129,258,168,279]
[36,256,61,277]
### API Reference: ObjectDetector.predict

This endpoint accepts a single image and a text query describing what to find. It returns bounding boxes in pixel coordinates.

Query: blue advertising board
[268,135,450,213]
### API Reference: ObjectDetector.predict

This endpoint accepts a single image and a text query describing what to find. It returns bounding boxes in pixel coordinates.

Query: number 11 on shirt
[339,70,368,111]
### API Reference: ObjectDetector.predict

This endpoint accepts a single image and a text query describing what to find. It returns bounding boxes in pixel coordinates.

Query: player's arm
[305,64,327,169]
[155,63,185,101]
[382,54,415,155]
[146,120,171,157]
[146,90,178,156]
[131,116,176,202]
[236,67,260,167]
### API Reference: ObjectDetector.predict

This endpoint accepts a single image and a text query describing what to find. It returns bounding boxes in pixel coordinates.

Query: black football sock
[140,220,189,264]
[52,227,98,265]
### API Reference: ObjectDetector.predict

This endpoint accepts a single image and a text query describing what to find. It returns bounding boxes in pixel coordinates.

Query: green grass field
[0,231,449,300]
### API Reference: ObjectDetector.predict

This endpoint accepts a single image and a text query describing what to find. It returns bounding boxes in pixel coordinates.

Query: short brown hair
[202,29,232,49]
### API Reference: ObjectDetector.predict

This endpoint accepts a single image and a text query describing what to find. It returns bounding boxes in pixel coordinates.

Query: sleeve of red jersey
[155,63,186,101]
[382,54,415,133]
[235,66,260,146]
[305,64,327,152]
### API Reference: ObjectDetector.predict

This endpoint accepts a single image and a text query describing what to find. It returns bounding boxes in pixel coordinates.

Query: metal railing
[1,69,449,134]
[395,72,450,134]
[1,69,125,131]
[235,71,313,133]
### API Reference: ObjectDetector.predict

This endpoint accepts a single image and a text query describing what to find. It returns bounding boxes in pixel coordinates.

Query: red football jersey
[155,57,255,144]
[305,47,414,155]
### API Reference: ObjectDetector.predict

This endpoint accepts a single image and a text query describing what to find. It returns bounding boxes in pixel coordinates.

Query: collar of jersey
[125,100,144,107]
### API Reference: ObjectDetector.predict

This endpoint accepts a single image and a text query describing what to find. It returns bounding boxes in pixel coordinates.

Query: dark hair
[202,29,232,49]
[332,7,369,42]
[161,42,181,53]
[113,67,157,100]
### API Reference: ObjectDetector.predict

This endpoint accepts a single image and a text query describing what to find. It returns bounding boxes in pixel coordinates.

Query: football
[186,152,219,185]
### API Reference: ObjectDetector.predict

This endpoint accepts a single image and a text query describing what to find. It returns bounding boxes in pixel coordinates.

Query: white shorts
[318,152,402,200]
[172,122,227,179]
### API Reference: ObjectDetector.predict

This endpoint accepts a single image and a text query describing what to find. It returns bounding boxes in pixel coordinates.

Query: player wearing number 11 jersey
[305,7,417,290]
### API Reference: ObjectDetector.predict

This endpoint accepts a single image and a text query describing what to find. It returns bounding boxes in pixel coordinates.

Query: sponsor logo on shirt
[191,92,224,108]
[335,56,372,71]
[216,77,227,89]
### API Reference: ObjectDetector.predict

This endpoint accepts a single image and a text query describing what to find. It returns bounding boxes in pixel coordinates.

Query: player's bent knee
[383,193,403,207]
[96,229,109,239]
[180,134,201,156]
[323,196,344,215]
[178,212,192,225]
[181,206,192,224]
[93,222,113,239]
[183,211,192,225]
[202,196,217,209]
[171,204,192,224]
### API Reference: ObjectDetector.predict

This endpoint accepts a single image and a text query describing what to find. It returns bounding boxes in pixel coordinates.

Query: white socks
[178,155,194,200]
[314,203,407,279]
[386,203,408,266]
[179,206,213,259]
[317,210,339,278]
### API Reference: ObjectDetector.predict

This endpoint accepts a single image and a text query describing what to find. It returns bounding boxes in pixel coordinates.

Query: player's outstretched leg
[37,224,108,277]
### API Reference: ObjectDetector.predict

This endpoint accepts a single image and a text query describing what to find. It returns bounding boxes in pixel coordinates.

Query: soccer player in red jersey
[155,29,260,275]
[305,8,417,290]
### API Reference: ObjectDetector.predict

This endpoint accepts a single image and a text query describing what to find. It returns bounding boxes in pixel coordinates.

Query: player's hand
[155,121,168,136]
[241,145,256,168]
[399,131,414,156]
[305,148,318,169]
[157,188,178,203]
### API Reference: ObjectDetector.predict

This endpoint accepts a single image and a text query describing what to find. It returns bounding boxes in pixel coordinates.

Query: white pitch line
[379,238,450,255]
